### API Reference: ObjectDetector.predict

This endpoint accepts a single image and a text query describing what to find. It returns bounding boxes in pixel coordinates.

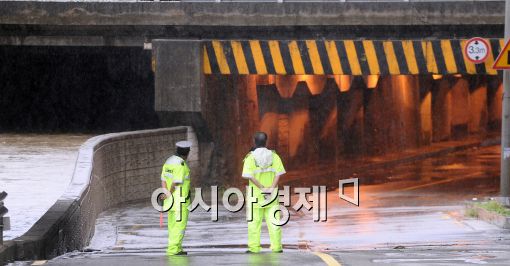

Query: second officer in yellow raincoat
[242,132,286,253]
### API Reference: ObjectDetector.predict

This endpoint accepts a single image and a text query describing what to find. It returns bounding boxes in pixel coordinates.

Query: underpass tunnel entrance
[0,46,158,132]
[201,39,504,186]
[204,74,502,186]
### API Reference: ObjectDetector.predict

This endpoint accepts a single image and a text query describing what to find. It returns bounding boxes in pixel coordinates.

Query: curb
[0,241,15,266]
[465,202,510,229]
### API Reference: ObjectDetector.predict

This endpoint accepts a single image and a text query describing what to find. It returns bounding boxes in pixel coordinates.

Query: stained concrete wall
[432,78,452,142]
[450,77,471,138]
[153,40,202,113]
[338,77,366,157]
[310,78,338,164]
[469,77,488,135]
[488,77,503,130]
[0,127,199,264]
[202,74,501,185]
[430,75,501,140]
[364,75,421,154]
[419,76,433,145]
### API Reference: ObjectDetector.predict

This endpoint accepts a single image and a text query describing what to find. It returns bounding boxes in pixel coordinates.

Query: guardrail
[0,191,9,246]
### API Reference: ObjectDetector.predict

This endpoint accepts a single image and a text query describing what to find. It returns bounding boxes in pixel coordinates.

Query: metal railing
[0,191,8,246]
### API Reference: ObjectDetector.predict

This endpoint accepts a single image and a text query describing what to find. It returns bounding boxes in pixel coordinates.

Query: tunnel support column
[153,39,202,113]
[152,39,212,185]
[500,0,510,204]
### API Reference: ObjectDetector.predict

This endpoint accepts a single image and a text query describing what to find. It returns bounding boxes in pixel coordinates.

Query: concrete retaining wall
[0,126,199,264]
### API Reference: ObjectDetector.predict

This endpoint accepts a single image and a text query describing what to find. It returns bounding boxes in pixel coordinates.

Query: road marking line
[397,172,480,192]
[312,251,342,266]
[31,261,47,265]
[444,212,469,229]
[396,178,456,191]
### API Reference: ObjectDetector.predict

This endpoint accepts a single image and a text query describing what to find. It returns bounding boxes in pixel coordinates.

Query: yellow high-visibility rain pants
[167,206,189,255]
[248,206,282,253]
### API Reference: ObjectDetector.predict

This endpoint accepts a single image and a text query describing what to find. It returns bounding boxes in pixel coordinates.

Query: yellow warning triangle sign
[493,39,510,69]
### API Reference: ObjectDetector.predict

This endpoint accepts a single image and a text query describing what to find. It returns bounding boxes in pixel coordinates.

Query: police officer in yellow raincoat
[242,132,286,253]
[160,140,192,256]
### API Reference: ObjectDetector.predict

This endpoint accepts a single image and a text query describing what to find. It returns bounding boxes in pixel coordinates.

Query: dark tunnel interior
[0,46,159,133]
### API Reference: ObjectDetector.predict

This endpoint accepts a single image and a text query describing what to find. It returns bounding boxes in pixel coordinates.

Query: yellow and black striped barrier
[203,39,504,76]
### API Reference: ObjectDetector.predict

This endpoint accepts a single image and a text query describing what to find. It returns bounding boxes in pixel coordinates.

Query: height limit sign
[464,37,490,64]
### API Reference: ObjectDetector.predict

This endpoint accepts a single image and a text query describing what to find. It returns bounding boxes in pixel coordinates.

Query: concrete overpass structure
[0,1,504,46]
[0,0,508,264]
[0,0,506,183]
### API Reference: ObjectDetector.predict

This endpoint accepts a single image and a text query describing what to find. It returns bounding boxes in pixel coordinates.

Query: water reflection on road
[296,145,503,250]
[0,134,91,239]
[85,145,507,253]
[356,145,500,206]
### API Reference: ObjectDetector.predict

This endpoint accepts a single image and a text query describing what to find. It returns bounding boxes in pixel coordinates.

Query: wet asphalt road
[31,250,328,266]
[11,145,510,265]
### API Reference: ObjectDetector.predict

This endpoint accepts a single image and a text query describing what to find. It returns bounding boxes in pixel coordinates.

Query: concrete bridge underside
[0,1,506,185]
[0,1,505,46]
